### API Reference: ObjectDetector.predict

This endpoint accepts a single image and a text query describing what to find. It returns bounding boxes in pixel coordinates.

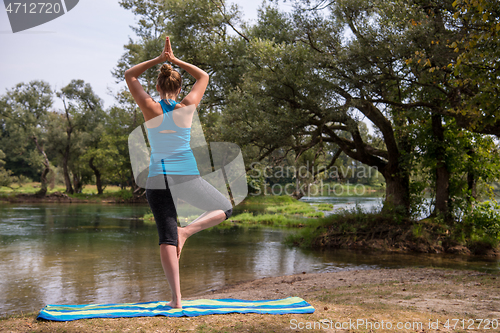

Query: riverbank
[3,188,499,258]
[1,266,499,332]
[285,209,500,258]
[217,196,500,258]
[0,183,147,204]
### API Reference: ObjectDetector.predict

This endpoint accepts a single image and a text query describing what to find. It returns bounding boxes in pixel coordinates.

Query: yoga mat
[37,296,315,321]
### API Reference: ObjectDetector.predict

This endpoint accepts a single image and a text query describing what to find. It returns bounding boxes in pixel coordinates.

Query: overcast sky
[0,0,285,110]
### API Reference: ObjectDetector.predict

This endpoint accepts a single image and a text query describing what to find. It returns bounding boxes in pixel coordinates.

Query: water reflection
[300,196,433,219]
[0,202,498,317]
[300,196,384,214]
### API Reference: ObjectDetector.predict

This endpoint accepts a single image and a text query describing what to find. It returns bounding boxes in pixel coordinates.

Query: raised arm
[124,39,169,120]
[164,37,209,108]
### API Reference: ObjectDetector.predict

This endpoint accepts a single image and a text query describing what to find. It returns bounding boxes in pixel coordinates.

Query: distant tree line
[1,0,499,224]
[0,80,139,196]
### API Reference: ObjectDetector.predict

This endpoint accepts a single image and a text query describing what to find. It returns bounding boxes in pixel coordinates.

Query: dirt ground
[1,266,499,333]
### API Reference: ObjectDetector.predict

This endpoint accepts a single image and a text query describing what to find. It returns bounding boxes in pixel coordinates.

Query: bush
[315,203,334,211]
[113,189,133,200]
[462,201,500,240]
[0,168,15,187]
[16,174,33,186]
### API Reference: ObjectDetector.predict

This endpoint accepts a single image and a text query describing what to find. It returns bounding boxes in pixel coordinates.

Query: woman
[125,36,233,309]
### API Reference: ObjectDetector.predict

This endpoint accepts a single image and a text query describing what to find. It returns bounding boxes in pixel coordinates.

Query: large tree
[50,80,105,194]
[285,0,499,218]
[0,81,54,196]
[115,0,499,219]
[434,0,500,136]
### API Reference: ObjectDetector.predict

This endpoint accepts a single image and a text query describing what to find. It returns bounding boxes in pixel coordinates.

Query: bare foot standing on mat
[125,36,232,309]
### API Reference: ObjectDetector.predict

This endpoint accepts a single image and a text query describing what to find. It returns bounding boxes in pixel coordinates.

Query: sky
[0,0,284,110]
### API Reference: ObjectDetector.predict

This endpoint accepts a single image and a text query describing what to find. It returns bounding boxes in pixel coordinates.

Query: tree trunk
[62,101,74,194]
[290,168,305,199]
[36,167,50,197]
[431,115,451,221]
[435,165,450,217]
[466,148,477,206]
[32,135,50,197]
[73,172,82,194]
[62,152,74,194]
[467,172,477,200]
[130,168,145,197]
[89,157,103,195]
[382,166,410,216]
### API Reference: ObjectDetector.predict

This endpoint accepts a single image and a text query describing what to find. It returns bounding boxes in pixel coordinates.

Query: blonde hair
[157,64,182,98]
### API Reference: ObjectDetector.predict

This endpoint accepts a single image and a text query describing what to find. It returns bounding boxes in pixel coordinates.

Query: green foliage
[142,212,155,225]
[112,189,134,201]
[0,0,498,230]
[0,81,53,182]
[50,80,106,194]
[303,211,325,218]
[229,194,324,224]
[447,0,500,134]
[0,149,15,187]
[232,213,285,225]
[265,202,316,215]
[0,80,136,196]
[315,203,334,211]
[408,176,428,220]
[462,201,500,240]
[246,173,264,196]
[284,206,411,248]
[245,194,295,205]
[412,223,424,238]
[284,224,328,248]
[0,169,14,188]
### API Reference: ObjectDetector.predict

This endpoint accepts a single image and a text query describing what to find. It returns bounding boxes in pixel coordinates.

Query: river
[0,198,498,316]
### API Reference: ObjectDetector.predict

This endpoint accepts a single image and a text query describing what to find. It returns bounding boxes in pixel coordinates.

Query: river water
[0,198,498,316]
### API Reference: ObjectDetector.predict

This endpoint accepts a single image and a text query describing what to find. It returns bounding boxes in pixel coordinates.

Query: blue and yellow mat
[37,296,315,321]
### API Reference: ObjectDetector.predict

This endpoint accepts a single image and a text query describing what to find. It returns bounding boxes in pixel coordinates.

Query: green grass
[229,212,308,227]
[313,203,334,211]
[141,194,324,228]
[142,212,155,224]
[284,206,500,255]
[0,182,136,201]
[0,182,44,195]
[265,202,319,215]
[223,195,324,227]
[283,206,411,249]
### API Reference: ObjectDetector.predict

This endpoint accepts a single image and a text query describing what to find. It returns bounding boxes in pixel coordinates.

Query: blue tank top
[147,99,200,177]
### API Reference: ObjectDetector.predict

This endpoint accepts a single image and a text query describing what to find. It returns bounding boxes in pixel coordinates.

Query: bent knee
[223,208,233,220]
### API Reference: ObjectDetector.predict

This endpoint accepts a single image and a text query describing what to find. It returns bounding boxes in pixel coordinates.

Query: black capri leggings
[145,174,233,246]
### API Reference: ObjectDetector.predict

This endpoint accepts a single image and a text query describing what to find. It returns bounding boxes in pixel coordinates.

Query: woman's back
[147,99,199,176]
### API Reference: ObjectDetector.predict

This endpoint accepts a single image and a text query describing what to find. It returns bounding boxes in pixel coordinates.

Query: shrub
[114,189,133,200]
[462,201,500,240]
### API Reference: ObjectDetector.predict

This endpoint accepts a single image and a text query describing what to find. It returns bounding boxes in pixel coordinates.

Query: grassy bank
[285,208,500,256]
[0,182,141,203]
[143,195,500,257]
[142,194,326,227]
[1,267,498,333]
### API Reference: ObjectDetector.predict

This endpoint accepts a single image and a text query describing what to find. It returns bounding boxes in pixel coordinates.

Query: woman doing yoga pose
[125,36,232,309]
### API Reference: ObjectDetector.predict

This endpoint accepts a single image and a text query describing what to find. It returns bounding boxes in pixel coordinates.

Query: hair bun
[160,64,172,76]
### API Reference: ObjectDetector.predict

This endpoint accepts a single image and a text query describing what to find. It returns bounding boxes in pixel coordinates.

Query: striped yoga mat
[37,296,315,321]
